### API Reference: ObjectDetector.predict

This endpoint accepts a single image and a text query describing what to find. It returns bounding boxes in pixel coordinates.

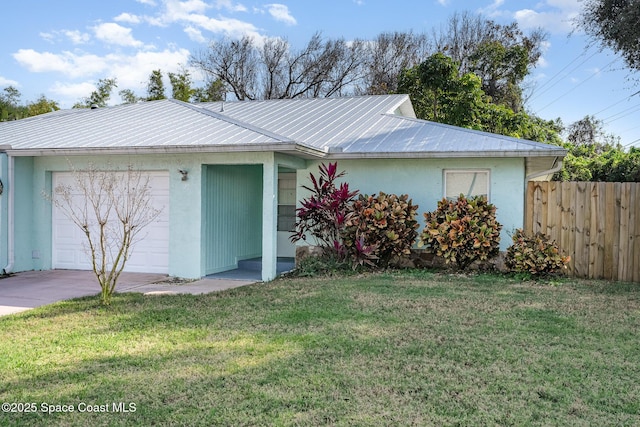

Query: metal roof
[204,94,566,158]
[0,94,566,160]
[0,99,292,155]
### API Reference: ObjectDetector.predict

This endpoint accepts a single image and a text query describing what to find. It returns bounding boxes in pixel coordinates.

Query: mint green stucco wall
[298,158,526,251]
[203,165,263,274]
[9,152,287,279]
[7,151,526,279]
[0,154,8,270]
[13,157,37,270]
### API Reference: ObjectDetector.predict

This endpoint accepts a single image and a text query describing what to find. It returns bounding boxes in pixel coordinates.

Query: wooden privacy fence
[524,181,640,282]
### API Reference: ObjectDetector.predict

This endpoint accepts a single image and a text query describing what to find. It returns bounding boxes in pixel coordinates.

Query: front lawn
[1,271,639,426]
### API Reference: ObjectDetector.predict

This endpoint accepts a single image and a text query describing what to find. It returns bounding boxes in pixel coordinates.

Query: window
[277,173,297,232]
[444,170,490,200]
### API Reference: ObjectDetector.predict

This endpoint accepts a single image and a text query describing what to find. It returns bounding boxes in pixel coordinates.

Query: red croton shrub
[343,192,419,268]
[505,229,571,276]
[291,164,419,269]
[420,194,502,269]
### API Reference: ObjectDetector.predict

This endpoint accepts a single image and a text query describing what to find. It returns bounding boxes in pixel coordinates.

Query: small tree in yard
[420,194,502,270]
[49,163,162,305]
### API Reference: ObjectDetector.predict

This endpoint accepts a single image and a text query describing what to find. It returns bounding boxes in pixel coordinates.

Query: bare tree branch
[191,32,367,100]
[46,162,163,305]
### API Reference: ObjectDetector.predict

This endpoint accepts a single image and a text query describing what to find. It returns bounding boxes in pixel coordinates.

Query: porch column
[0,153,8,270]
[262,158,278,281]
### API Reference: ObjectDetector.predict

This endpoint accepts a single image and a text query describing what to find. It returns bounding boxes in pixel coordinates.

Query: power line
[592,90,640,116]
[602,103,640,123]
[535,58,620,113]
[619,122,640,134]
[529,49,599,102]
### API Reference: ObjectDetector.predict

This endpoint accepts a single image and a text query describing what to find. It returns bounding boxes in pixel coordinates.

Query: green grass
[1,271,640,426]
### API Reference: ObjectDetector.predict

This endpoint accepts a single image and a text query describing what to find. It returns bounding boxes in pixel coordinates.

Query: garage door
[52,171,170,273]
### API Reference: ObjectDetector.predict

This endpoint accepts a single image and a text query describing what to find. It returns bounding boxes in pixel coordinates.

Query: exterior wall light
[178,169,188,181]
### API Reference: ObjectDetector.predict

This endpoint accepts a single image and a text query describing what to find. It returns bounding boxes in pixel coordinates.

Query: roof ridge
[168,99,294,143]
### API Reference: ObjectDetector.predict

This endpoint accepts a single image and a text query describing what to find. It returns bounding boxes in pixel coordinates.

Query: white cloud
[142,0,262,40]
[114,13,142,24]
[353,0,365,5]
[514,8,576,33]
[107,48,192,94]
[537,56,549,68]
[477,0,507,18]
[175,12,263,40]
[214,0,247,12]
[63,30,91,45]
[39,32,56,44]
[511,0,581,34]
[546,0,581,10]
[265,4,297,26]
[39,30,90,45]
[26,47,192,107]
[536,40,552,68]
[184,26,207,43]
[436,0,449,5]
[163,0,210,19]
[13,49,109,78]
[49,81,98,103]
[136,0,157,5]
[0,76,19,87]
[93,23,144,47]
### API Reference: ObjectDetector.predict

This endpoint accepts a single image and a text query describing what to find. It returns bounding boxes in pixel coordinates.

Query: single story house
[0,94,566,281]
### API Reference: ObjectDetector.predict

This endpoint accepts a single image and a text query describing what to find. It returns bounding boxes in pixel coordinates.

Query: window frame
[277,172,297,232]
[443,169,491,201]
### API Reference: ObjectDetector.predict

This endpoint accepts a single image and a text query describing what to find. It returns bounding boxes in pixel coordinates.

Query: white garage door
[52,171,170,273]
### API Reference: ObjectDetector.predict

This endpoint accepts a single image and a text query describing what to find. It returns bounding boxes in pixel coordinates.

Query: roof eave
[321,149,568,159]
[4,143,300,157]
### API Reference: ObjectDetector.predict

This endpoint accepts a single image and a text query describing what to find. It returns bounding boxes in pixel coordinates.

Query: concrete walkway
[0,270,257,316]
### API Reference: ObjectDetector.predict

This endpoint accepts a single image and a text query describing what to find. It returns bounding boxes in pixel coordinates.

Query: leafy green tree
[146,69,166,101]
[168,68,195,102]
[119,89,141,104]
[398,53,563,145]
[192,79,226,102]
[578,0,640,72]
[73,78,117,108]
[469,40,530,112]
[554,115,640,182]
[26,95,59,116]
[565,115,619,149]
[398,53,486,128]
[1,86,21,107]
[1,87,59,119]
[481,103,564,144]
[610,147,640,181]
[433,11,547,111]
[0,86,27,120]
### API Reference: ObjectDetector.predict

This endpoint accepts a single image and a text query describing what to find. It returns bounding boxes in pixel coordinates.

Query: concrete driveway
[0,270,256,316]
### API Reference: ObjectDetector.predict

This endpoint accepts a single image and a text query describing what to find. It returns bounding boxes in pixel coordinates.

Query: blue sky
[2,0,639,147]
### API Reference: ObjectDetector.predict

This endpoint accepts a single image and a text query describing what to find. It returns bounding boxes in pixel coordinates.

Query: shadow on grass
[3,271,640,426]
